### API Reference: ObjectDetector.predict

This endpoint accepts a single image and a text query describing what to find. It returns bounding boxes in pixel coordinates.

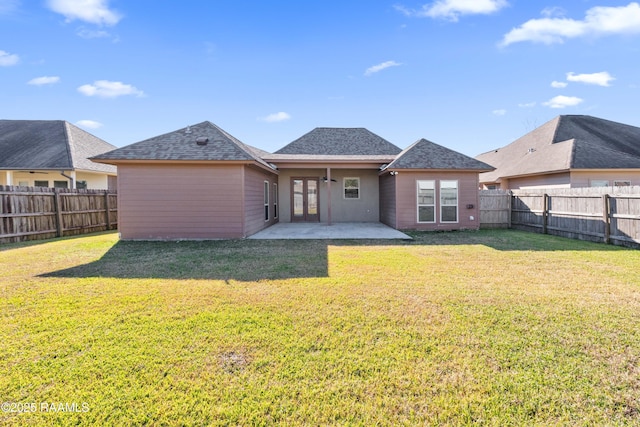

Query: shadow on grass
[38,229,626,281]
[40,239,332,281]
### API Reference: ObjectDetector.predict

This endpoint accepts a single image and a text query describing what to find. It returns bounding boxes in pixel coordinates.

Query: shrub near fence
[0,185,117,243]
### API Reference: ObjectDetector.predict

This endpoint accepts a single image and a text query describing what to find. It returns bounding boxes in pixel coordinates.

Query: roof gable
[476,115,640,182]
[0,120,116,173]
[275,128,402,155]
[93,121,274,169]
[388,138,494,170]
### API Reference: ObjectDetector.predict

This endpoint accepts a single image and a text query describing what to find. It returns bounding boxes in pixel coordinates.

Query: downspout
[60,171,75,189]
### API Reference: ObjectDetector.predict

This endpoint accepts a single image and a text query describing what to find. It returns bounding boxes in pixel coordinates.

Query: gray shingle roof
[477,115,640,183]
[0,120,116,173]
[387,138,494,170]
[275,128,402,155]
[93,121,275,170]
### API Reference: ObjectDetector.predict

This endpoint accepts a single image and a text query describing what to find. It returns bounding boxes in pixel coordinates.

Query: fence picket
[480,187,640,248]
[0,185,117,243]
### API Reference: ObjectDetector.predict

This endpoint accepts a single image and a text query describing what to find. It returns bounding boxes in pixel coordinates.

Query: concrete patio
[248,222,412,240]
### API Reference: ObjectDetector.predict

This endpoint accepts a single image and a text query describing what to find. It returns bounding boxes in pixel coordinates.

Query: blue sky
[1,0,640,156]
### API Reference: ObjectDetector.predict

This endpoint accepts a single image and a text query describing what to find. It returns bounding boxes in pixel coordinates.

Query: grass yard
[1,229,639,426]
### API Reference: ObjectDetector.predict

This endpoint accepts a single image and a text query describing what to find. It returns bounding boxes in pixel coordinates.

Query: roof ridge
[61,121,74,169]
[205,121,274,169]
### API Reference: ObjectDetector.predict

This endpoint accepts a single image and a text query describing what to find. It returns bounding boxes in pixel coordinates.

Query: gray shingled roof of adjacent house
[0,120,117,173]
[274,128,402,156]
[477,115,640,183]
[386,138,494,171]
[93,121,275,170]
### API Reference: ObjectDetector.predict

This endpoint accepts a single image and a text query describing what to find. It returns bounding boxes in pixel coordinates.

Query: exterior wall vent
[196,137,209,146]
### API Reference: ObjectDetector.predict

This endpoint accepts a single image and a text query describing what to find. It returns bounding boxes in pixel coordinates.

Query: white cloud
[551,81,568,88]
[492,109,507,116]
[364,60,402,76]
[396,0,508,21]
[258,112,291,123]
[77,80,144,98]
[566,71,615,87]
[543,95,584,109]
[501,2,640,46]
[27,76,60,86]
[518,102,537,108]
[46,0,122,26]
[76,27,111,39]
[0,50,19,66]
[76,120,103,129]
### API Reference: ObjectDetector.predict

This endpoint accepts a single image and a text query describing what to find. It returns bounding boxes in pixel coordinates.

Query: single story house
[0,120,117,190]
[476,115,640,190]
[92,122,493,239]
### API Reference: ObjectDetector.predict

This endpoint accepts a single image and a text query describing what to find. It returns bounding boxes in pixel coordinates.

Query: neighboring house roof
[477,115,640,183]
[93,121,276,170]
[275,128,402,155]
[0,120,117,174]
[387,138,494,171]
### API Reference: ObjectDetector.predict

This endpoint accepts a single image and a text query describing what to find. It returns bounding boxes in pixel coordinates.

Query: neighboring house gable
[0,120,117,189]
[477,115,640,189]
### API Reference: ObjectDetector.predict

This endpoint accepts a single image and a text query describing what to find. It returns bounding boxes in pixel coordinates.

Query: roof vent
[196,137,209,146]
[527,147,536,154]
[185,125,192,134]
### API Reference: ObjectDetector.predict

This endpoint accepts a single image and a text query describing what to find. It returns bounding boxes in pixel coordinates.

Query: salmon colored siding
[379,174,397,228]
[117,164,247,239]
[243,166,278,236]
[394,171,481,231]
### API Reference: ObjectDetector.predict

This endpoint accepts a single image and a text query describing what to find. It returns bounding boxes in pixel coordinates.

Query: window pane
[293,180,303,217]
[308,180,318,215]
[440,180,457,222]
[417,180,435,223]
[344,178,359,199]
[442,206,457,222]
[418,206,434,222]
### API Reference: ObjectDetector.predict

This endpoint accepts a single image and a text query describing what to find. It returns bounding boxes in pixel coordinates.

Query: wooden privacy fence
[480,187,640,247]
[479,190,511,229]
[0,185,117,243]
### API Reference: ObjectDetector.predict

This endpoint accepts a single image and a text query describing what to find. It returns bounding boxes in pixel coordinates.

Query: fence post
[542,193,549,234]
[603,194,611,244]
[104,191,112,231]
[508,191,513,229]
[53,189,63,237]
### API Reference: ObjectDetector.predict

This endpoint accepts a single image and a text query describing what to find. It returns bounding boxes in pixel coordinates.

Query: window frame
[416,180,436,223]
[440,180,458,223]
[273,183,278,219]
[264,180,270,221]
[343,177,360,200]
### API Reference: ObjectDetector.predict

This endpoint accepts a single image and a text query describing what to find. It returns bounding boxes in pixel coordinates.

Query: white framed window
[34,180,48,187]
[440,180,458,223]
[344,177,360,199]
[264,181,269,221]
[590,180,609,187]
[614,180,631,187]
[417,180,435,223]
[273,183,278,219]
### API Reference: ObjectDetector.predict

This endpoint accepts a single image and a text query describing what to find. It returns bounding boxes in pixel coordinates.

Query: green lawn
[1,230,639,426]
